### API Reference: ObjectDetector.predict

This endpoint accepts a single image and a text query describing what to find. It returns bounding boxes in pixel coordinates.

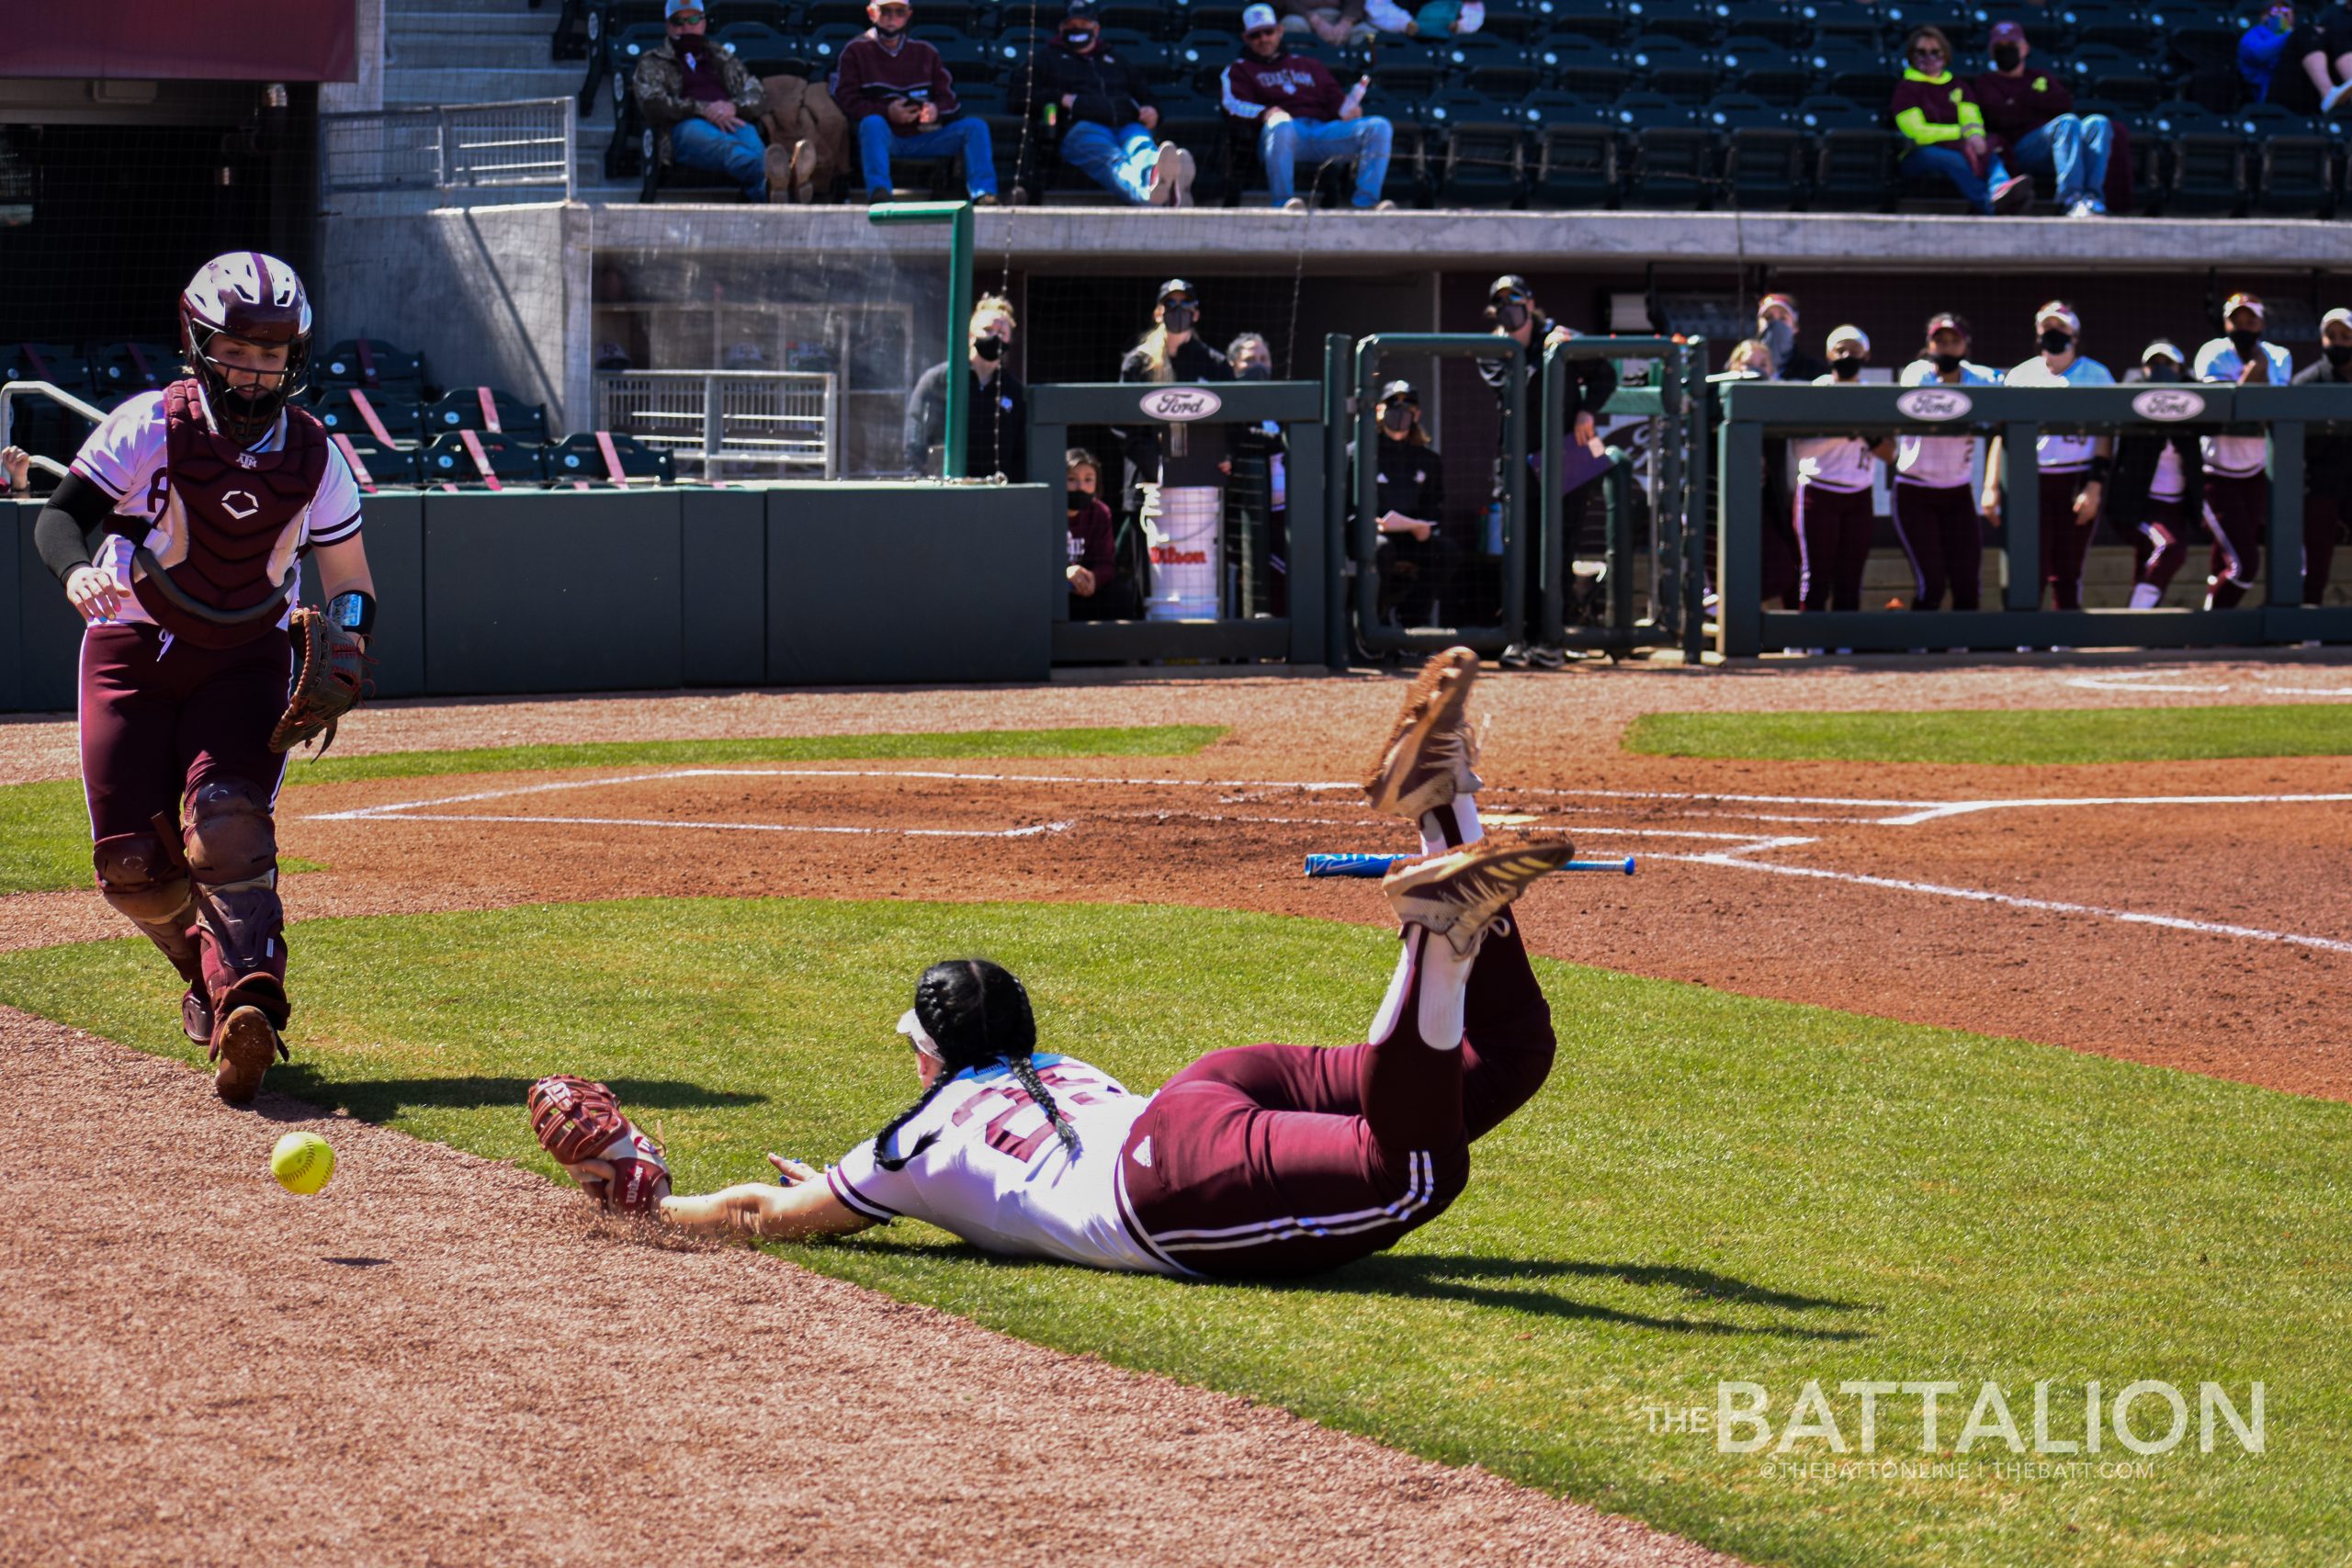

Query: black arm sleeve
[33,470,120,586]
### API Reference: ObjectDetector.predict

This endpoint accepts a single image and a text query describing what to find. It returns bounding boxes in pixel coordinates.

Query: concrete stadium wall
[2,484,1052,715]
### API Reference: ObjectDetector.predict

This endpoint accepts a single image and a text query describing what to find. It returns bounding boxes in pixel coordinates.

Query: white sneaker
[1170,146,1196,209]
[2324,78,2352,114]
[2065,197,2097,219]
[1281,196,1309,212]
[1148,141,1183,206]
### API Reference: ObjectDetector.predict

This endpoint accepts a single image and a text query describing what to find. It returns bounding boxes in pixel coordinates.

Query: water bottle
[1343,76,1371,115]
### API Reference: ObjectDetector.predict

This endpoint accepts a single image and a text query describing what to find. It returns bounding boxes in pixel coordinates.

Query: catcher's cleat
[181,986,214,1047]
[1383,830,1577,956]
[209,1004,286,1106]
[526,1075,672,1213]
[1364,645,1483,820]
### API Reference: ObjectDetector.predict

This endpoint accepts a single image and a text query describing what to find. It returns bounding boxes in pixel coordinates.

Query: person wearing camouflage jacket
[632,3,786,200]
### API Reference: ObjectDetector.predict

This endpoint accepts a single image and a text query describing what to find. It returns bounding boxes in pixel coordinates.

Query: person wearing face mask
[1119,280,1234,618]
[1972,21,2117,220]
[1791,326,1895,616]
[1222,4,1396,212]
[1064,447,1131,620]
[1892,25,2033,216]
[1894,313,2002,612]
[1475,275,1614,668]
[1354,378,1454,627]
[633,2,790,203]
[902,296,1026,479]
[2290,308,2352,604]
[2109,341,2206,610]
[1751,294,1821,618]
[2239,3,2352,116]
[1227,332,1291,613]
[1983,302,2115,614]
[1040,0,1194,207]
[2193,293,2297,611]
[835,0,999,206]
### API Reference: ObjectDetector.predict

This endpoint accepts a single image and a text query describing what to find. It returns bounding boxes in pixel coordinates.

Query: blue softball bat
[1304,853,1636,878]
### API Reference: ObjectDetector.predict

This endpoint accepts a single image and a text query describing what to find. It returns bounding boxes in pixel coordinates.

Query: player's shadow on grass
[260,1069,765,1122]
[1306,1256,1872,1341]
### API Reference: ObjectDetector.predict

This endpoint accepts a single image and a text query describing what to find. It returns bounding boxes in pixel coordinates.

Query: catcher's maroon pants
[1117,919,1555,1278]
[79,623,293,993]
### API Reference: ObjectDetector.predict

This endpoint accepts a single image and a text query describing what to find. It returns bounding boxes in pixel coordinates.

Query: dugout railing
[1027,375,1332,668]
[1714,381,2352,656]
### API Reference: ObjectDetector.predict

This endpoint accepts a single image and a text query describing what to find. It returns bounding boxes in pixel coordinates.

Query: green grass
[1623,705,2352,765]
[2,897,2344,1568]
[0,725,1222,897]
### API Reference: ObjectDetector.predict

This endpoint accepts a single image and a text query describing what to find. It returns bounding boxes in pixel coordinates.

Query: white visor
[898,1008,945,1061]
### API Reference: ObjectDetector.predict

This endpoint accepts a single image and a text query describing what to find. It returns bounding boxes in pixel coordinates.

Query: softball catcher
[533,647,1578,1278]
[34,252,375,1105]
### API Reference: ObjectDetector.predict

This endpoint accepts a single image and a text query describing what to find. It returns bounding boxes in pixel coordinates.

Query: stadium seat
[1706,94,1808,209]
[1727,2,1813,49]
[1092,3,1180,40]
[1623,32,1717,102]
[546,432,675,485]
[317,339,427,389]
[804,22,867,70]
[920,31,1001,87]
[1092,28,1170,82]
[1722,34,1814,106]
[1797,95,1901,211]
[1622,0,1732,47]
[605,23,671,117]
[2064,42,2166,112]
[1478,0,1546,44]
[1172,29,1241,94]
[313,387,426,449]
[1360,85,1432,207]
[418,432,548,489]
[1809,40,1895,104]
[1544,0,1624,45]
[1449,39,1546,96]
[332,442,422,491]
[803,0,878,23]
[2074,98,2163,210]
[1179,5,1253,38]
[716,21,807,77]
[1611,92,1713,207]
[1424,92,1527,207]
[725,1,797,29]
[2065,0,2149,51]
[902,0,978,28]
[1801,0,1886,50]
[1368,40,1450,97]
[574,2,663,114]
[2149,99,2246,214]
[1547,33,1634,99]
[1526,96,1620,207]
[1883,6,1983,53]
[2165,18,2245,109]
[95,342,176,398]
[2242,105,2335,217]
[425,388,552,443]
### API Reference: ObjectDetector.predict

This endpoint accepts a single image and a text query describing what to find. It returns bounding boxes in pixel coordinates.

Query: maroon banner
[0,0,357,83]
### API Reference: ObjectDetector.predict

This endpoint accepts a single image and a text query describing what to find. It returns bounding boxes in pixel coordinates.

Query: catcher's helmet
[179,252,314,446]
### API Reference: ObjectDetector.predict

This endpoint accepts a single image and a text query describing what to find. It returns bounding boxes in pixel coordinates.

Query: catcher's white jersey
[827,1053,1172,1274]
[69,389,363,629]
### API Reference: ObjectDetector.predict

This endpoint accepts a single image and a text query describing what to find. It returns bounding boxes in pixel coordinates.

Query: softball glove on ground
[526,1074,672,1213]
[270,605,373,757]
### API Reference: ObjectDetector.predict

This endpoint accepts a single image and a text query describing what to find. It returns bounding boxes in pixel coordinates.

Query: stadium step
[382,62,595,105]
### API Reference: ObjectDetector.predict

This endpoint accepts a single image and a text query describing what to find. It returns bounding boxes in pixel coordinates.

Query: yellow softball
[270,1131,335,1195]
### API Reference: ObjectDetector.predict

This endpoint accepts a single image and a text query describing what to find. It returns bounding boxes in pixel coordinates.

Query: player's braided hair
[872,959,1081,1171]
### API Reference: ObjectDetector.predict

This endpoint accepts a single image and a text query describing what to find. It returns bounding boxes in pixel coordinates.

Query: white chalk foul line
[1658,852,2352,955]
[1880,793,2352,826]
[343,812,1075,840]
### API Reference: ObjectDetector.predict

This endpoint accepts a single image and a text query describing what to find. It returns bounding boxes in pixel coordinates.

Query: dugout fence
[1713,382,2352,655]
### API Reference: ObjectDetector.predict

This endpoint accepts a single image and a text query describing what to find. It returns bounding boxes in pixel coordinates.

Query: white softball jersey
[68,389,363,629]
[1895,358,2002,490]
[2003,354,2116,471]
[826,1053,1172,1274]
[2193,337,2296,478]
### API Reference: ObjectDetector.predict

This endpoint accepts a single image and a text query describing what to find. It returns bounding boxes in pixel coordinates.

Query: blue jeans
[2008,115,2112,207]
[1060,119,1159,204]
[670,116,769,199]
[1901,143,2014,215]
[1260,114,1392,208]
[856,114,998,197]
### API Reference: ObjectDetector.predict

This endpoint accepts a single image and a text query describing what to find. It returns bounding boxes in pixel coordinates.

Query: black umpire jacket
[2108,366,2204,541]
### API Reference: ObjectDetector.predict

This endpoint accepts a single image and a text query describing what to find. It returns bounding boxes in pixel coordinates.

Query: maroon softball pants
[2305,492,2340,605]
[2035,471,2098,611]
[1890,482,1982,611]
[1795,481,1875,614]
[1121,919,1555,1278]
[2202,472,2267,609]
[2131,497,2194,596]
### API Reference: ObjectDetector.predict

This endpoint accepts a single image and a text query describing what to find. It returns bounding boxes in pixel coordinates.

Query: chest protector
[131,379,329,649]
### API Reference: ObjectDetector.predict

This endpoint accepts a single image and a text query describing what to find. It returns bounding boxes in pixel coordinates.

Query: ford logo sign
[1138,388,1223,422]
[1896,389,1973,422]
[2133,389,2206,422]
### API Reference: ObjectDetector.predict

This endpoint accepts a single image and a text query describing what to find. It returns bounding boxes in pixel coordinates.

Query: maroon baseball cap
[1989,20,2027,45]
[1925,311,1971,340]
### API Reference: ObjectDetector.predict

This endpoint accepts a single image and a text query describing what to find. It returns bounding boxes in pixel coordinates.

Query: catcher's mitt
[269,605,373,757]
[526,1074,671,1213]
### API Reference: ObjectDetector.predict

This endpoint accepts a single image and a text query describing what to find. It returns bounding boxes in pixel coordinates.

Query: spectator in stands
[2110,340,2204,609]
[1227,332,1291,611]
[1894,26,2033,215]
[634,1,791,203]
[1366,1,1486,39]
[836,0,999,206]
[2292,308,2352,604]
[1477,274,1614,670]
[1973,20,2113,219]
[1359,378,1455,627]
[1894,313,2001,612]
[1119,281,1234,618]
[2195,292,2295,610]
[1223,5,1396,212]
[1755,294,1821,615]
[1792,327,1894,615]
[1756,294,1826,383]
[1066,447,1129,619]
[2239,4,2352,114]
[1982,301,2115,612]
[903,294,1026,480]
[0,446,30,495]
[1042,2,1194,207]
[1277,0,1375,48]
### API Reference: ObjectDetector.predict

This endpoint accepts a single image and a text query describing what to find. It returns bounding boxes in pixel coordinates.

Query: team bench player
[529,649,1577,1278]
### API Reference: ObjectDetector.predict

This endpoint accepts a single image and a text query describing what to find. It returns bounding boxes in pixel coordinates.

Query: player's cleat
[526,1075,672,1213]
[1383,831,1578,956]
[1364,645,1482,820]
[209,1004,286,1106]
[181,986,214,1047]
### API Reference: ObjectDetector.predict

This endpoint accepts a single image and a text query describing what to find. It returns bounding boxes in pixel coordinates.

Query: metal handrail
[321,97,577,202]
[0,381,109,478]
